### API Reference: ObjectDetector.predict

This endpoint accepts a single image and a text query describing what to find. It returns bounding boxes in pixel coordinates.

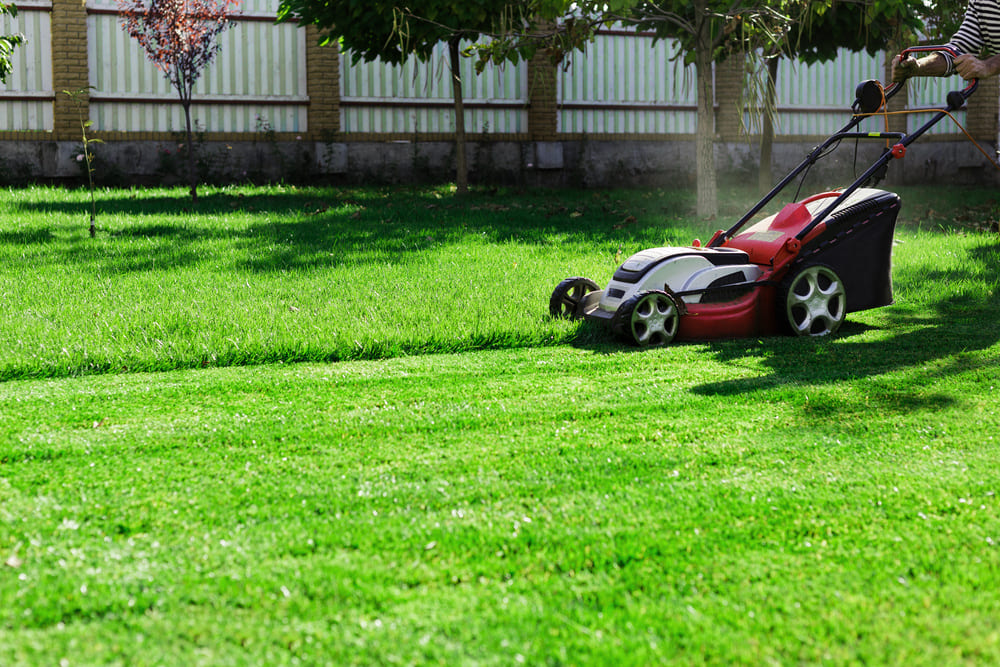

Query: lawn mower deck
[550,46,976,347]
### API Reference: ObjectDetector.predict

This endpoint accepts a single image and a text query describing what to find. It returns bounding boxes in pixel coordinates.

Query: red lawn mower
[550,46,979,346]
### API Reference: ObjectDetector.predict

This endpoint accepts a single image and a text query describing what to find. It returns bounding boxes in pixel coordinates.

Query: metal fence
[340,42,528,135]
[0,9,967,138]
[0,0,53,131]
[559,30,698,135]
[768,48,962,136]
[86,0,308,134]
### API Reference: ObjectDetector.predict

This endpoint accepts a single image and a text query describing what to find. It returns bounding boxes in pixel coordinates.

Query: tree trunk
[695,44,717,219]
[182,98,198,203]
[448,37,468,194]
[758,57,779,194]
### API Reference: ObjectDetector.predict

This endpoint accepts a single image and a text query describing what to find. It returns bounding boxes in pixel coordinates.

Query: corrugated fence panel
[771,49,882,135]
[340,41,528,134]
[763,49,963,137]
[0,3,53,131]
[557,39,966,139]
[905,75,966,136]
[559,31,697,134]
[87,0,307,133]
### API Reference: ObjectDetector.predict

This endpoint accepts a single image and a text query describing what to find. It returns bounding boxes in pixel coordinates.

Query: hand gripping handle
[882,45,978,106]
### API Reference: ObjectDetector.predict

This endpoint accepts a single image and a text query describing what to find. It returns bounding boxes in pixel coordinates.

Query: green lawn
[1,184,999,665]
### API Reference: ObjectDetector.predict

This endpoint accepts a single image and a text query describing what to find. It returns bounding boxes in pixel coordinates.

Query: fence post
[527,50,558,141]
[966,74,999,146]
[526,44,561,174]
[305,26,340,138]
[50,0,91,141]
[715,53,744,142]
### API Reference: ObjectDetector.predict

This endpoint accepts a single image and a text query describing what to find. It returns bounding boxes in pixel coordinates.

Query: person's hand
[953,54,996,79]
[891,55,918,82]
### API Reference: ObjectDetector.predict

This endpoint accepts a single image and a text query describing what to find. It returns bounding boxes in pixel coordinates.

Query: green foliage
[464,1,925,72]
[463,1,798,68]
[276,0,539,64]
[789,0,923,64]
[0,1,23,84]
[916,0,968,44]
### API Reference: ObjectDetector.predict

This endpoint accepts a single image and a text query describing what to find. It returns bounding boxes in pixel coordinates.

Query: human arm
[891,52,949,82]
[893,0,996,82]
[892,51,1000,83]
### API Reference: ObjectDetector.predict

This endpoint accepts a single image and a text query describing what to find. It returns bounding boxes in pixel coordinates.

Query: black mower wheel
[780,263,847,337]
[549,277,600,319]
[611,290,680,347]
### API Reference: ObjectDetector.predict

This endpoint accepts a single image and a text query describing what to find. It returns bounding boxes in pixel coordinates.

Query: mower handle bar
[708,45,976,249]
[882,45,978,102]
[794,45,978,242]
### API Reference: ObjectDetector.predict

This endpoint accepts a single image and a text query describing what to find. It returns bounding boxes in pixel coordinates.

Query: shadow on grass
[0,229,56,244]
[7,185,998,388]
[566,239,999,411]
[11,186,724,274]
[688,242,1000,401]
[39,185,983,280]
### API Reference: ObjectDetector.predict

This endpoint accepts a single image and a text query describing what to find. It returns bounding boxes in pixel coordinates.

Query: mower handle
[882,45,978,105]
[708,45,979,250]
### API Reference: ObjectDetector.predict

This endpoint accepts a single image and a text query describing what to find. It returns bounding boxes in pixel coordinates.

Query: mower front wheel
[550,277,600,319]
[781,263,847,337]
[612,290,680,347]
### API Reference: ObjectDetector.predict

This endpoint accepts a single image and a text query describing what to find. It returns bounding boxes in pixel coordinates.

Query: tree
[471,1,923,217]
[0,1,24,84]
[276,0,539,194]
[917,0,966,43]
[119,0,241,203]
[468,1,797,218]
[755,0,921,192]
[64,88,103,237]
[625,1,793,218]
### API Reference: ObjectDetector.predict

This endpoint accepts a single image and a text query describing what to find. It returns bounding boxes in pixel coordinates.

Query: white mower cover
[597,246,762,314]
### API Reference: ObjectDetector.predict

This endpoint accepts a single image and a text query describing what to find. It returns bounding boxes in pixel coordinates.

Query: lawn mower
[550,46,980,346]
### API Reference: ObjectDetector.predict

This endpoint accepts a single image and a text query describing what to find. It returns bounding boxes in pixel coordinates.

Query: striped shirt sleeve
[945,0,1000,73]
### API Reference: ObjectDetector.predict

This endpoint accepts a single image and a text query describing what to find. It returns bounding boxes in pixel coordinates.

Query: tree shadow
[0,229,55,244]
[565,239,999,419]
[11,186,721,275]
[688,242,1000,407]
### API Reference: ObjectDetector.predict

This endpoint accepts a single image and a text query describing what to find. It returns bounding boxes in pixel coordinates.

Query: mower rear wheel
[550,277,600,319]
[781,263,847,337]
[612,290,680,347]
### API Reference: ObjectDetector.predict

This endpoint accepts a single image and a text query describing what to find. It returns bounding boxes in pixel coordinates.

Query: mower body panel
[722,187,900,313]
[594,247,763,315]
[676,282,780,341]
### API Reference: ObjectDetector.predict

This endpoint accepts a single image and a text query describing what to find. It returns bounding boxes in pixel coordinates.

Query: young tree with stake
[119,0,240,202]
